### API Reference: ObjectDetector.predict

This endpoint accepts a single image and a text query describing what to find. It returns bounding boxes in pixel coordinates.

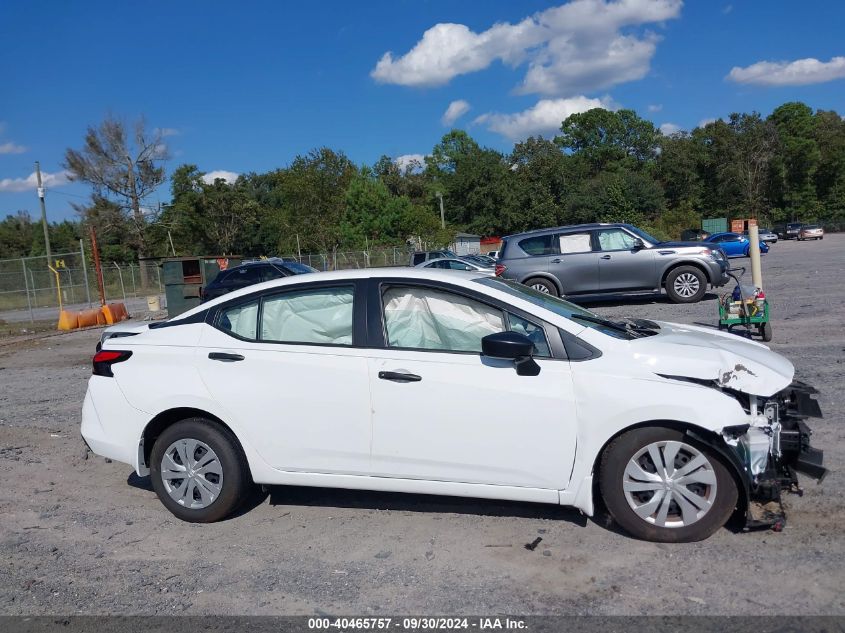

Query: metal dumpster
[162,256,241,318]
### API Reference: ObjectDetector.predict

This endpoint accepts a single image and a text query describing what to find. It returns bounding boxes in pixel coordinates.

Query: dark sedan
[202,258,317,302]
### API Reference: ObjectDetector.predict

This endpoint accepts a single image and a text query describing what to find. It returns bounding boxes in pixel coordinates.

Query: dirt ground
[1,235,843,616]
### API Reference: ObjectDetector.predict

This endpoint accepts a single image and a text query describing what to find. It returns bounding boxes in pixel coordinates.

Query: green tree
[556,108,659,174]
[768,102,820,218]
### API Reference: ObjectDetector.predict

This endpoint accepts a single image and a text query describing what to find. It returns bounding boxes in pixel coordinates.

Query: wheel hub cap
[623,440,717,528]
[674,273,700,298]
[161,438,223,509]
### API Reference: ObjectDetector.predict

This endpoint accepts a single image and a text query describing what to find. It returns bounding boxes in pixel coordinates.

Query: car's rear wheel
[150,417,252,522]
[599,426,738,542]
[524,277,558,297]
[664,266,707,303]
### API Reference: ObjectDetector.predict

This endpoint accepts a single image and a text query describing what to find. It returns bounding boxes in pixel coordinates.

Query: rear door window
[557,232,593,254]
[261,286,354,345]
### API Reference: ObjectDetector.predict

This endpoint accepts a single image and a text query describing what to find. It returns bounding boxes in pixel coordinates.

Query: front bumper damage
[720,380,826,531]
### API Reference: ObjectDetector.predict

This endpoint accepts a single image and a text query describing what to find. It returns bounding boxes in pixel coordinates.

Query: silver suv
[496,223,729,303]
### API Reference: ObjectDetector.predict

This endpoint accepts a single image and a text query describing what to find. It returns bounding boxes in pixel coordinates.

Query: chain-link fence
[0,245,163,323]
[283,246,411,271]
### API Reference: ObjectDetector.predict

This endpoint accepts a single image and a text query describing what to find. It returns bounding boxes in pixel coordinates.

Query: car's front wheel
[599,426,738,542]
[664,266,707,303]
[150,418,252,522]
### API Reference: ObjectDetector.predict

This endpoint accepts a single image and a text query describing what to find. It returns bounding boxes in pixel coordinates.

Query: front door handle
[550,258,562,263]
[378,371,422,382]
[600,255,611,260]
[209,352,245,362]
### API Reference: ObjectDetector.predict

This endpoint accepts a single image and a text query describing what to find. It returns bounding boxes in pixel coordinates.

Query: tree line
[1,101,843,264]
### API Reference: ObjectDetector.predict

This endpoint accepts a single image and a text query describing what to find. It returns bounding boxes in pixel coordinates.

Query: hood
[631,321,794,396]
[654,241,719,249]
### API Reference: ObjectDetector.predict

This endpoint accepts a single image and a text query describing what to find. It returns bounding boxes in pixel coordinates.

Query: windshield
[474,277,634,338]
[626,225,661,245]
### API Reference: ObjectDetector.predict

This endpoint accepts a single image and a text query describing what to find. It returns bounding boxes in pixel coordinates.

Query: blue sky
[1,0,844,221]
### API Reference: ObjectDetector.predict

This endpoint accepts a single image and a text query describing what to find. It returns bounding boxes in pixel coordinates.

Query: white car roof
[175,267,488,319]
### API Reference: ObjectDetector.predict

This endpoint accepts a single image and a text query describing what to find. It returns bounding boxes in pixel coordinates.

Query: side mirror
[632,238,645,250]
[481,331,540,376]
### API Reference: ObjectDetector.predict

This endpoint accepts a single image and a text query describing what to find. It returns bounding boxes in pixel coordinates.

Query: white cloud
[727,56,845,86]
[0,142,27,154]
[441,100,471,126]
[647,103,663,113]
[659,122,681,135]
[0,169,70,193]
[155,127,180,137]
[371,0,682,96]
[475,95,611,140]
[202,170,239,184]
[722,4,733,14]
[394,154,427,172]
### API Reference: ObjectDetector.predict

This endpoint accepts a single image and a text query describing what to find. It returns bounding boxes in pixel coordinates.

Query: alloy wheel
[530,283,550,293]
[160,438,224,509]
[622,440,717,528]
[672,273,700,298]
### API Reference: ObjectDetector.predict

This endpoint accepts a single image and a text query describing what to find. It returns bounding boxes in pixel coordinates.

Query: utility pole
[436,191,445,229]
[35,161,53,268]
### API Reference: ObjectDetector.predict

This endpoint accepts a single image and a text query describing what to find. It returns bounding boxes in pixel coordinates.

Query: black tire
[664,266,707,303]
[524,277,558,297]
[759,322,773,342]
[599,426,738,542]
[150,417,252,522]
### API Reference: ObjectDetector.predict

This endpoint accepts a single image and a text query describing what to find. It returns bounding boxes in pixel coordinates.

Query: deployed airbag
[383,287,503,352]
[261,287,353,345]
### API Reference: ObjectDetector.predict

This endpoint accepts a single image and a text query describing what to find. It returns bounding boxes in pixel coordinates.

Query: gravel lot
[1,235,843,616]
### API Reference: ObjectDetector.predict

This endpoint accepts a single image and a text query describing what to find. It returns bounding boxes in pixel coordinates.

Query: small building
[451,233,481,256]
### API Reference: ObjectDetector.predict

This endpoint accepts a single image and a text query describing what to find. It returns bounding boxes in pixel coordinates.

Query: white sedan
[82,268,825,542]
[415,257,494,274]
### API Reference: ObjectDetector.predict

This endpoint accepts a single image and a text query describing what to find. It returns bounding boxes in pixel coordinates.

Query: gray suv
[496,223,729,303]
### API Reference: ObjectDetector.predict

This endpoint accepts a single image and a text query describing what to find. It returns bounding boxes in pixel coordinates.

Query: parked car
[680,228,711,241]
[703,232,769,258]
[83,267,825,542]
[743,228,778,243]
[415,257,494,274]
[409,250,456,266]
[798,224,824,240]
[774,223,803,240]
[496,223,729,304]
[201,258,316,302]
[461,254,497,267]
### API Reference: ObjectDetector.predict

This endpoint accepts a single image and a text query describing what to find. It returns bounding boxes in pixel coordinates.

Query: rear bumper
[80,378,148,472]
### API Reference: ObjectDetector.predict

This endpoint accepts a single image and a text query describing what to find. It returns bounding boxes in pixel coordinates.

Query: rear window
[281,262,318,275]
[518,235,556,256]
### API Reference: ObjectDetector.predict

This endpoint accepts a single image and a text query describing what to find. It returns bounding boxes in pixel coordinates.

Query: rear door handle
[550,258,562,263]
[378,371,421,382]
[209,352,245,362]
[600,255,611,260]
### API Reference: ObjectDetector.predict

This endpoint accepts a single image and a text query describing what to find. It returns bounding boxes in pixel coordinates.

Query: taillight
[495,264,506,277]
[92,350,132,377]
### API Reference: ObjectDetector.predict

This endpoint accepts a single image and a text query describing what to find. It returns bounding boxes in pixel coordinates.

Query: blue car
[703,232,769,258]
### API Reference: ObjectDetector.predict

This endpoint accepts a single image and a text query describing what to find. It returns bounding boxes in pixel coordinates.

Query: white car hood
[630,321,794,396]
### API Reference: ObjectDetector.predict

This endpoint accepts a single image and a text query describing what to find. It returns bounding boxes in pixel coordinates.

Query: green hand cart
[717,268,772,342]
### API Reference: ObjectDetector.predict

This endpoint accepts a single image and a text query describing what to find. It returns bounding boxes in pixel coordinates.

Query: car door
[364,280,578,492]
[715,234,744,256]
[595,227,656,291]
[549,231,599,294]
[195,282,373,475]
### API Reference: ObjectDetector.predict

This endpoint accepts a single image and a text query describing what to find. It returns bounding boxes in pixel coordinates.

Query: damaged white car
[81,269,825,542]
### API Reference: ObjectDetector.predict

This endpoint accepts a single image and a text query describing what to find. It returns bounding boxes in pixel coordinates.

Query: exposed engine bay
[720,380,825,530]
